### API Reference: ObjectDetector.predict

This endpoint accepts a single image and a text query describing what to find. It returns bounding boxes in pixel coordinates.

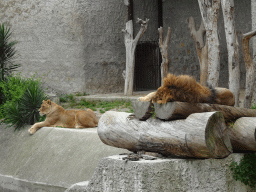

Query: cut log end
[205,112,233,157]
[132,100,153,120]
[228,117,256,152]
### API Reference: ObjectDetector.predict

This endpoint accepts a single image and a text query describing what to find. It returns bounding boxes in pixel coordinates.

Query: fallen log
[98,111,232,158]
[228,117,256,152]
[153,102,256,121]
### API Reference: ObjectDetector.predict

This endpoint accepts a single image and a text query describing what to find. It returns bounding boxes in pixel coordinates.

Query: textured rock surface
[67,154,254,192]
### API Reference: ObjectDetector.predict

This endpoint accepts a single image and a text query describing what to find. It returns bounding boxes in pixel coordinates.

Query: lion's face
[39,100,52,116]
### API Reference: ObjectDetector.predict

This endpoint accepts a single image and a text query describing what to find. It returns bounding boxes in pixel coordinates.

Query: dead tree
[158,27,171,85]
[98,111,232,158]
[123,18,149,96]
[221,0,240,107]
[188,17,208,86]
[198,0,221,87]
[242,30,256,108]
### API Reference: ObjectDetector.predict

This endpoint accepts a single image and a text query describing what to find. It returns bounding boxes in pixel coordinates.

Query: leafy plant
[0,23,20,81]
[230,153,256,188]
[0,74,29,118]
[2,74,47,129]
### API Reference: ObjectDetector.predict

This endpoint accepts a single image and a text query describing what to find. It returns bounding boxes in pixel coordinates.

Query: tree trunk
[188,17,208,86]
[158,27,171,85]
[242,30,256,108]
[123,18,149,96]
[221,0,240,107]
[153,101,256,121]
[198,0,221,87]
[98,111,232,158]
[228,117,256,152]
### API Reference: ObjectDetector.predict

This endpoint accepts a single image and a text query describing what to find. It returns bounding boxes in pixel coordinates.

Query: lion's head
[39,100,54,116]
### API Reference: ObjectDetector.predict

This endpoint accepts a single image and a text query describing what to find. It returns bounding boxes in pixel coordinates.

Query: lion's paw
[28,127,36,135]
[139,97,150,102]
[157,100,166,104]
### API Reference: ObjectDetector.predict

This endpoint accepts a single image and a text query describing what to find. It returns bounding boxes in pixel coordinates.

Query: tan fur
[28,100,98,134]
[139,74,235,106]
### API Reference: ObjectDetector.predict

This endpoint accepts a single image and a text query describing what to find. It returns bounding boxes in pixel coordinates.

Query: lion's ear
[46,100,52,105]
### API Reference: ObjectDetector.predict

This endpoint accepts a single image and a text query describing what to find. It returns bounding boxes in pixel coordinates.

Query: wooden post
[221,0,240,107]
[242,30,256,108]
[123,18,149,96]
[198,0,221,87]
[158,27,171,85]
[188,17,208,86]
[98,111,232,158]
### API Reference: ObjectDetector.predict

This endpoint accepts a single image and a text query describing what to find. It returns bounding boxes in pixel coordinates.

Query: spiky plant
[4,80,47,130]
[0,23,20,82]
[19,81,47,126]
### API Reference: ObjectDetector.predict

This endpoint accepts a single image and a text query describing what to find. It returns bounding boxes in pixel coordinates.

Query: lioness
[28,99,98,134]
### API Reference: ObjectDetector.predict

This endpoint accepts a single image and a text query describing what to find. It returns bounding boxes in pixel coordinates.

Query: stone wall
[0,0,126,95]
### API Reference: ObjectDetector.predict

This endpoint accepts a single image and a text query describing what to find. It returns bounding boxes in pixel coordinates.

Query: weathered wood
[221,0,240,107]
[154,101,256,121]
[123,18,149,96]
[98,111,232,158]
[132,100,153,120]
[228,117,256,152]
[158,26,171,85]
[198,0,221,87]
[242,30,256,108]
[188,17,208,86]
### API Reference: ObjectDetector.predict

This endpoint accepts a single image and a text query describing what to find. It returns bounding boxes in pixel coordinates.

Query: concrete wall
[0,0,127,95]
[0,125,128,191]
[0,0,252,95]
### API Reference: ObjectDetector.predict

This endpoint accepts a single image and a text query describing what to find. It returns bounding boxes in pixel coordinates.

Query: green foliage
[18,80,47,125]
[251,104,256,109]
[60,94,75,103]
[0,74,29,119]
[230,153,256,188]
[150,105,156,118]
[0,74,47,129]
[0,23,20,81]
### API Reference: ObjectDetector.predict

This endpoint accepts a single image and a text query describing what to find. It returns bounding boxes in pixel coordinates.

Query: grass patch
[74,92,89,96]
[78,100,134,113]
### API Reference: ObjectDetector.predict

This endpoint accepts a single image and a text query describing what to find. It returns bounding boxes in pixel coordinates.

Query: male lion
[139,73,235,106]
[28,100,98,134]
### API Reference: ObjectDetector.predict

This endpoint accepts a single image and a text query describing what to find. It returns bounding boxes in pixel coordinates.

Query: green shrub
[0,74,29,118]
[1,74,47,129]
[230,153,256,188]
